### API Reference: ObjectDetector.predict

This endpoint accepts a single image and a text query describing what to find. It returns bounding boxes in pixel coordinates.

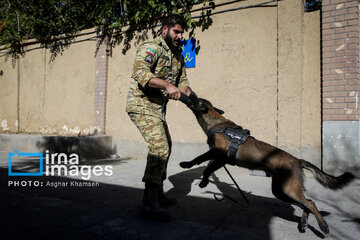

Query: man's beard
[164,30,180,53]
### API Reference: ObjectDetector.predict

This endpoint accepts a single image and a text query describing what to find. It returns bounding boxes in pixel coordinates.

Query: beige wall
[0,33,96,135]
[107,0,321,161]
[302,10,321,160]
[277,0,321,160]
[109,0,279,144]
[0,0,321,163]
[0,56,18,131]
[170,0,279,144]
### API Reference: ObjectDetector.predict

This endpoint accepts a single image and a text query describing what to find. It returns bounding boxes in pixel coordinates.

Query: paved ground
[1,154,360,240]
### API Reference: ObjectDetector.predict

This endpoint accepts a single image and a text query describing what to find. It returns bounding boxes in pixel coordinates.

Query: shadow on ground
[2,165,325,240]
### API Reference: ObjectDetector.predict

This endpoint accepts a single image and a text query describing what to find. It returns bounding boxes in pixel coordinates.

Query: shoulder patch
[145,55,153,64]
[146,48,156,56]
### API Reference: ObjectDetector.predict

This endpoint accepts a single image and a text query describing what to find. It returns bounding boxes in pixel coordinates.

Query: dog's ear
[214,107,225,115]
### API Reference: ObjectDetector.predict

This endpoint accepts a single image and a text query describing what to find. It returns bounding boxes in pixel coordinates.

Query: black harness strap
[208,127,251,160]
[228,142,239,159]
[205,126,251,207]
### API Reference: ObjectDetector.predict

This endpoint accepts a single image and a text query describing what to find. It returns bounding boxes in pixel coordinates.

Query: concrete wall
[277,0,321,161]
[0,55,18,132]
[323,121,359,175]
[107,0,321,163]
[0,0,322,166]
[1,33,96,135]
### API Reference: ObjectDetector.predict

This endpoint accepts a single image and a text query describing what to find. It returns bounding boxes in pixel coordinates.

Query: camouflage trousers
[128,113,172,185]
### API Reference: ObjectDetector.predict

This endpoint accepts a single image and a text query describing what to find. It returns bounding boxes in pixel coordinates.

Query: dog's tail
[300,159,355,190]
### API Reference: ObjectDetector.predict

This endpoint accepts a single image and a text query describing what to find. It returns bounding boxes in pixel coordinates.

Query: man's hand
[180,86,192,96]
[165,84,181,100]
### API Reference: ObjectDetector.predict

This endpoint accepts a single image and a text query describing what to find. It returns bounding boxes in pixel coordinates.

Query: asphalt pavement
[1,154,360,240]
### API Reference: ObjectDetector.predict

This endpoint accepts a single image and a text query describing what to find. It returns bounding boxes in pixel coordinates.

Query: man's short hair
[162,14,186,29]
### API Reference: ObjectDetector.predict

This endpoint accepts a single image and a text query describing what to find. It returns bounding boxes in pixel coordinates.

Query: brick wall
[94,38,109,134]
[322,0,359,121]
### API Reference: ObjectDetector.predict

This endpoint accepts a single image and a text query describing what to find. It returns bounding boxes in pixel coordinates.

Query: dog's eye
[201,104,208,113]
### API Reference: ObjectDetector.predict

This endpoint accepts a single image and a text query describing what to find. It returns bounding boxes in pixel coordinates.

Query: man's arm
[132,43,161,89]
[148,77,182,100]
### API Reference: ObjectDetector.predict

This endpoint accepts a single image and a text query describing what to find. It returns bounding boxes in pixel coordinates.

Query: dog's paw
[180,161,193,169]
[199,179,209,188]
[297,222,307,233]
[320,222,329,235]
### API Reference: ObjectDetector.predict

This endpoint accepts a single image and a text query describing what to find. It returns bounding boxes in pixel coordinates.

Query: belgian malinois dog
[179,95,355,235]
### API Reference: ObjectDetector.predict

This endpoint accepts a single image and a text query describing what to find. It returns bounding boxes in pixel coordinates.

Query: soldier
[126,14,192,220]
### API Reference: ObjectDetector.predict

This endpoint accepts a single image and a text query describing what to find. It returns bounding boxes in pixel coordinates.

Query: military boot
[158,183,177,207]
[141,182,171,221]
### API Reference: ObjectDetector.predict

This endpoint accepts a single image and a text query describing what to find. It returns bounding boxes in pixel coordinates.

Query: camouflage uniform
[126,36,189,185]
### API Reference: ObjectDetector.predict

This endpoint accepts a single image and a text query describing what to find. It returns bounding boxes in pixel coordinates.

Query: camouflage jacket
[126,36,189,120]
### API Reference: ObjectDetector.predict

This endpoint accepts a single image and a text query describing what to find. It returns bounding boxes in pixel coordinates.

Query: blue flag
[181,38,196,68]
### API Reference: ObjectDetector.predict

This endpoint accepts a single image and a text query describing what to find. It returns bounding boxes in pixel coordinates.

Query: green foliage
[0,0,211,61]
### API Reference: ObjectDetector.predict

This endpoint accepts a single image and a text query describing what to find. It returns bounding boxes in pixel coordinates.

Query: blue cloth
[181,38,196,68]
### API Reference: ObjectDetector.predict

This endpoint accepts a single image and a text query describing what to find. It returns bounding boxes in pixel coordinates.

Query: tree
[0,0,213,62]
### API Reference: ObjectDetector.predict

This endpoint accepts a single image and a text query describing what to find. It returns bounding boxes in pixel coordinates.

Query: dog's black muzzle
[180,91,199,111]
[161,91,199,113]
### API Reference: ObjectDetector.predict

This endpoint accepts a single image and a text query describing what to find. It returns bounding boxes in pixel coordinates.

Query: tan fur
[180,98,355,235]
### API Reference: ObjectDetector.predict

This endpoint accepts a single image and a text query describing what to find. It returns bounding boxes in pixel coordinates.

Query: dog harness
[207,127,251,160]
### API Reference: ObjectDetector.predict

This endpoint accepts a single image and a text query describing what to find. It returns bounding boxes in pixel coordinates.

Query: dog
[179,94,355,235]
